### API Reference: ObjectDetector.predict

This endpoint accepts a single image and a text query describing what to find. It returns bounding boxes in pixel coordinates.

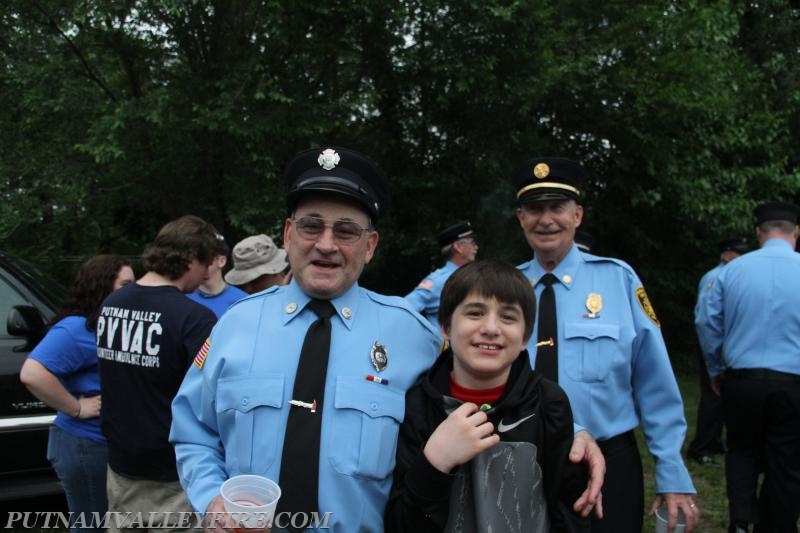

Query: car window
[0,276,29,336]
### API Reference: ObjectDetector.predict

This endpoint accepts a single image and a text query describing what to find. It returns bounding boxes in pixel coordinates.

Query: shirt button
[370,401,378,411]
[241,398,249,406]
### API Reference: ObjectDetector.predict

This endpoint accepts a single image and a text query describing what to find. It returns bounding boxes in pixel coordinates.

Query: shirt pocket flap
[565,322,621,341]
[333,376,405,422]
[216,375,284,414]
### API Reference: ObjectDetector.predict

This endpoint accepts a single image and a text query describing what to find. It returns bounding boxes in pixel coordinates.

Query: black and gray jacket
[384,348,590,533]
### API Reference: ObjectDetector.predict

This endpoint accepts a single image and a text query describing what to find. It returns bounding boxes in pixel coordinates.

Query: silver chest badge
[370,341,388,372]
[318,148,340,170]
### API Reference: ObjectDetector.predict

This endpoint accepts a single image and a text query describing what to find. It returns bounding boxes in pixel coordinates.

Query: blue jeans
[47,426,108,533]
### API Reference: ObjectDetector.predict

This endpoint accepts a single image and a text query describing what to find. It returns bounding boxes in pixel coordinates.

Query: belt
[598,430,636,454]
[726,368,800,383]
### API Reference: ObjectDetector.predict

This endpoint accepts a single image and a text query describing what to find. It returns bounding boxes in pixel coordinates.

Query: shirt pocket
[327,376,405,480]
[216,375,284,473]
[563,322,621,382]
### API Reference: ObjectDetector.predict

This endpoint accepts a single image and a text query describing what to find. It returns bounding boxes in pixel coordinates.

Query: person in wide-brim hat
[224,234,289,294]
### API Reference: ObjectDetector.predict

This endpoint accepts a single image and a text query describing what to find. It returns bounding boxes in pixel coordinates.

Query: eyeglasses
[292,216,371,243]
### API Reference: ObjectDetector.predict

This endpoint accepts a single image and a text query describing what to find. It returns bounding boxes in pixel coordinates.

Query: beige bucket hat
[224,234,288,286]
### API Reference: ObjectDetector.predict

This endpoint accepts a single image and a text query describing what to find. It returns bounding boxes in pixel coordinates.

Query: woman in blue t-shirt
[20,255,135,533]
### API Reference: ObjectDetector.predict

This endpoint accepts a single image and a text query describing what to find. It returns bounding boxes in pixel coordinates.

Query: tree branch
[30,1,118,102]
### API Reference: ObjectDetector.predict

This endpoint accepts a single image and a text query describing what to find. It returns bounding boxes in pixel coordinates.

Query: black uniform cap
[284,146,391,224]
[718,237,749,254]
[753,201,800,226]
[436,221,474,247]
[512,157,587,204]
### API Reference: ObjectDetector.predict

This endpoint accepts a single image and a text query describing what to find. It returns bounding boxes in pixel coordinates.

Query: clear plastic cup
[655,503,686,533]
[220,475,281,529]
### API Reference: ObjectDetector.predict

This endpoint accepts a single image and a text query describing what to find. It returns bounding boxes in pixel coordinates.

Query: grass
[639,373,730,532]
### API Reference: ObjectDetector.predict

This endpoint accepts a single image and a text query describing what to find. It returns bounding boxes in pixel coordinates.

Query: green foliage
[1,0,799,359]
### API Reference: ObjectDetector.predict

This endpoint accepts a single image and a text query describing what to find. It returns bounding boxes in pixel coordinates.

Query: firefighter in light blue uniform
[686,237,748,466]
[695,201,800,532]
[697,206,800,376]
[518,247,695,485]
[404,220,477,331]
[512,157,698,532]
[170,147,440,533]
[171,282,438,531]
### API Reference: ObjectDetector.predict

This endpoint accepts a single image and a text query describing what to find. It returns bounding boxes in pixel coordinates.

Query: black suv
[0,251,65,499]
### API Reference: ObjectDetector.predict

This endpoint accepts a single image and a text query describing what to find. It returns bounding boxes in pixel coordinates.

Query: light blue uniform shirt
[170,279,440,532]
[518,245,695,494]
[403,260,458,330]
[696,238,800,377]
[693,263,723,361]
[694,263,722,318]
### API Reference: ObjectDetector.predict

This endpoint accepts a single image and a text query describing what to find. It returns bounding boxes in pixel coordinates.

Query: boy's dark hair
[142,215,219,280]
[58,254,132,331]
[438,259,536,341]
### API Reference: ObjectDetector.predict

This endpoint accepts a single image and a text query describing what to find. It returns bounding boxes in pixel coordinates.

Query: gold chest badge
[584,293,602,318]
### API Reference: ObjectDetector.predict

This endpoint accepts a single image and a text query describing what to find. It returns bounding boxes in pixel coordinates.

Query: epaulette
[366,290,440,335]
[224,284,281,311]
[582,253,635,273]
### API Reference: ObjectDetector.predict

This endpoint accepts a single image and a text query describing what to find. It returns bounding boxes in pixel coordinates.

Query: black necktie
[277,299,335,529]
[535,273,558,382]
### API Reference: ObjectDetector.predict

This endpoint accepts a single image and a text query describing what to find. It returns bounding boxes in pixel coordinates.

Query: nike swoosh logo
[497,412,536,433]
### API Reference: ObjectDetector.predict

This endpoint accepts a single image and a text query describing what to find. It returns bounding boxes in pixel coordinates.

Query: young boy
[385,259,589,532]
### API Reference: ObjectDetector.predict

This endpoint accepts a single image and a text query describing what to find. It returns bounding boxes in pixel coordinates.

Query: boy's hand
[423,402,500,474]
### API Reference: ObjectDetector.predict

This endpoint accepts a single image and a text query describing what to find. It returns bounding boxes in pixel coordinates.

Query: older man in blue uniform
[696,201,800,533]
[405,220,478,330]
[513,157,699,533]
[170,147,442,532]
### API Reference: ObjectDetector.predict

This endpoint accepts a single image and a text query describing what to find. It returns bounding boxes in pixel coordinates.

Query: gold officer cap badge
[533,162,550,179]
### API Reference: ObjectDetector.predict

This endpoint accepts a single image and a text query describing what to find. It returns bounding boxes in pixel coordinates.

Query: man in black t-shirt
[97,215,218,533]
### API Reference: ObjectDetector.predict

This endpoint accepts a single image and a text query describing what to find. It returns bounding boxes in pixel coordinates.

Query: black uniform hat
[436,221,474,247]
[284,146,391,224]
[512,157,587,204]
[575,230,593,253]
[718,237,749,254]
[753,201,800,226]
